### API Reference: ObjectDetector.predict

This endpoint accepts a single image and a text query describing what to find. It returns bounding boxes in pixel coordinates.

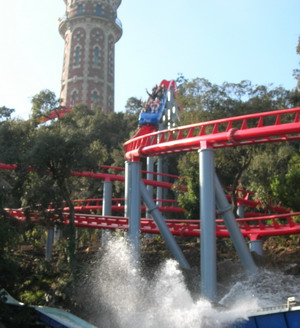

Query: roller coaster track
[7,209,300,241]
[122,107,300,240]
[0,163,183,191]
[2,175,299,241]
[69,198,184,214]
[124,107,300,159]
[2,165,300,241]
[37,106,72,123]
[3,108,300,241]
[5,188,299,242]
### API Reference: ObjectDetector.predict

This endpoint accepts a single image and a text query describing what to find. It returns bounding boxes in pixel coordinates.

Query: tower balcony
[115,17,122,30]
[58,12,122,38]
[59,13,121,22]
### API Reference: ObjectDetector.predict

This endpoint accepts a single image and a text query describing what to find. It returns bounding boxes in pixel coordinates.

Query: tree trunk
[57,177,77,274]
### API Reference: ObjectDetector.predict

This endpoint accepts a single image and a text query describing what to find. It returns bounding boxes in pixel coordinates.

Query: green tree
[270,152,300,211]
[20,93,137,271]
[243,144,295,211]
[125,96,143,115]
[0,106,15,120]
[30,89,60,123]
[289,36,300,106]
[0,118,33,210]
[293,36,300,90]
[24,122,102,271]
[176,152,199,219]
[175,78,293,217]
[0,115,32,293]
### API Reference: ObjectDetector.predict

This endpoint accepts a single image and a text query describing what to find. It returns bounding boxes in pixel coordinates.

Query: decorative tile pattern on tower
[59,0,122,113]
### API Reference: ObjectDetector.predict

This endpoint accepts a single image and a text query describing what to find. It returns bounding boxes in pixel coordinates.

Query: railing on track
[7,209,300,241]
[124,107,300,159]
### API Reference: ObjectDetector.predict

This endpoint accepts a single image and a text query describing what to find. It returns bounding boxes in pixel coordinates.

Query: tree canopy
[175,77,300,217]
[0,90,138,272]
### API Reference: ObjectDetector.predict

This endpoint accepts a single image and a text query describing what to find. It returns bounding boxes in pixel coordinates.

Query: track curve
[124,107,300,159]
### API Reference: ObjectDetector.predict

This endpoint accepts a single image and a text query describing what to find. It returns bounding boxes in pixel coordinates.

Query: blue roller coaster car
[138,80,176,127]
[138,94,168,126]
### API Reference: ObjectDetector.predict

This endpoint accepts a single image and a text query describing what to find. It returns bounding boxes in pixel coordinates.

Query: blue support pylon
[140,180,191,270]
[156,156,163,207]
[215,174,257,274]
[101,179,113,247]
[45,227,54,260]
[125,160,142,263]
[199,144,217,302]
[146,157,154,218]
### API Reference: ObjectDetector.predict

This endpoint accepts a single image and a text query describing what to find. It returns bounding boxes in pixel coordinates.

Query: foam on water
[91,237,300,328]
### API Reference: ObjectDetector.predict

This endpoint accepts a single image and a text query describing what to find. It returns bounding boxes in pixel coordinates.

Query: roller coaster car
[138,80,176,127]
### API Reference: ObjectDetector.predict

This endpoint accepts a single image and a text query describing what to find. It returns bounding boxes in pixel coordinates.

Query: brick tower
[59,0,122,113]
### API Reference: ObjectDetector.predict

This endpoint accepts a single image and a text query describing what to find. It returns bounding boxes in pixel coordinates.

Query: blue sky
[0,0,299,119]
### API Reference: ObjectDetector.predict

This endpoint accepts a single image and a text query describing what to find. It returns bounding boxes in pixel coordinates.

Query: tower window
[92,91,99,104]
[95,5,102,16]
[75,31,82,41]
[92,47,100,66]
[77,4,84,15]
[71,90,78,104]
[74,46,81,66]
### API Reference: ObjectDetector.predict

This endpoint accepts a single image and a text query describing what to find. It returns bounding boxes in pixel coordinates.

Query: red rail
[7,210,300,241]
[68,198,184,214]
[226,194,291,214]
[124,107,300,159]
[0,164,185,191]
[99,164,182,181]
[37,107,72,123]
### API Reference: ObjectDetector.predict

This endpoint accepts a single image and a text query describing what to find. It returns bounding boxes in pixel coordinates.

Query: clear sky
[0,0,299,119]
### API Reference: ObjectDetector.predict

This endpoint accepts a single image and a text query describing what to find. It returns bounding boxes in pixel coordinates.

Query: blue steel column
[125,160,142,263]
[215,175,257,274]
[156,125,164,208]
[146,157,154,218]
[101,179,112,247]
[53,225,62,244]
[45,227,54,260]
[199,143,217,302]
[237,204,245,218]
[140,180,191,270]
[156,157,163,207]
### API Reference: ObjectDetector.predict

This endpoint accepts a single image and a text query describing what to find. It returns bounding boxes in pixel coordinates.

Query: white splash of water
[220,268,300,308]
[92,237,300,328]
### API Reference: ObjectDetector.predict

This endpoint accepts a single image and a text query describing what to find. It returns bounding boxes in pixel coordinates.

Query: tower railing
[58,12,122,30]
[115,18,122,29]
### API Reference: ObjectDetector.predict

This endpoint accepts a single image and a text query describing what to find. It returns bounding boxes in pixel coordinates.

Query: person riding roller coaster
[146,84,165,100]
[138,80,176,127]
[143,84,165,113]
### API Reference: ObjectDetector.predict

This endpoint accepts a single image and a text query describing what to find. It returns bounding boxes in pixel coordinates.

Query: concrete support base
[249,239,263,256]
